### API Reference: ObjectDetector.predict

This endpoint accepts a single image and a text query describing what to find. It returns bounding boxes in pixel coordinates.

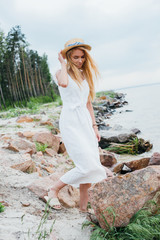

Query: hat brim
[61,44,91,59]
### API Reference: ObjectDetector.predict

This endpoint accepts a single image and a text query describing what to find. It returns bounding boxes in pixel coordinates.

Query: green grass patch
[0,203,5,213]
[35,142,48,153]
[0,95,61,119]
[96,90,117,99]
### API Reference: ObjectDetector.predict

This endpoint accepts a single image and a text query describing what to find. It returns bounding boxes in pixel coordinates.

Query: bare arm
[87,98,101,141]
[56,52,69,88]
[86,98,97,127]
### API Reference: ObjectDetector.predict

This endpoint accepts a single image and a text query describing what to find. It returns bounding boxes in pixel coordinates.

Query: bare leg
[79,183,91,212]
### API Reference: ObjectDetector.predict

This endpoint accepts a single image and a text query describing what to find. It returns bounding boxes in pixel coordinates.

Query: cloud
[0,0,160,91]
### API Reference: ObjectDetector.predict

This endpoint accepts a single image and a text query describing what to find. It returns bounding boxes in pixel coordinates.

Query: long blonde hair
[66,47,100,102]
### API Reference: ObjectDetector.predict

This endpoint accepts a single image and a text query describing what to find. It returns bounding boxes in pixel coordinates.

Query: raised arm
[56,51,69,88]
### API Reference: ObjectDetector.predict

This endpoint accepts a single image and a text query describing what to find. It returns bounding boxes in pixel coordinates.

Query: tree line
[0,25,58,110]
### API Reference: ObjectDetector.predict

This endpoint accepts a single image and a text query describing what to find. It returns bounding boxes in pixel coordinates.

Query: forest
[0,25,58,110]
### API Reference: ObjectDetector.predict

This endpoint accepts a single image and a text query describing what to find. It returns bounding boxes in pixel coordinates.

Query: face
[70,48,85,69]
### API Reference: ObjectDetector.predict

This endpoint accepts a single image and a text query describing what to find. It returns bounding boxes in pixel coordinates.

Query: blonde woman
[44,38,114,211]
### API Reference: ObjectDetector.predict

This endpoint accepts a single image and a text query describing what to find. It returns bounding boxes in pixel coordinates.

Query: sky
[0,0,160,91]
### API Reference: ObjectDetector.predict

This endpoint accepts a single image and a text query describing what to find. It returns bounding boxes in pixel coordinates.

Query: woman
[44,38,114,212]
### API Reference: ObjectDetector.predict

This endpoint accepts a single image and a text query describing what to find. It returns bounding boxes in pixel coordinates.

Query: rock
[88,166,160,229]
[5,139,36,153]
[43,166,54,173]
[99,96,107,100]
[100,150,117,167]
[117,133,136,143]
[131,128,141,134]
[21,201,30,207]
[28,173,80,208]
[99,130,137,148]
[149,152,160,165]
[24,148,35,155]
[58,142,66,154]
[16,115,34,123]
[121,164,132,174]
[45,148,56,157]
[32,132,60,152]
[112,157,150,173]
[40,120,54,126]
[22,131,35,139]
[11,160,37,173]
[36,151,43,156]
[138,138,153,153]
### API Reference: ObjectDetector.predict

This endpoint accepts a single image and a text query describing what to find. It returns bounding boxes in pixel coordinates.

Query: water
[106,83,160,154]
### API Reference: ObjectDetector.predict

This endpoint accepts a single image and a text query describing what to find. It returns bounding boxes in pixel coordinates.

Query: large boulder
[28,172,80,208]
[32,132,60,152]
[88,166,160,229]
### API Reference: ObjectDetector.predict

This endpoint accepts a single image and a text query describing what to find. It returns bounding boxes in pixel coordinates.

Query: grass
[35,142,48,153]
[96,91,117,99]
[82,202,160,240]
[0,95,62,119]
[0,203,5,213]
[105,137,143,155]
[21,201,55,240]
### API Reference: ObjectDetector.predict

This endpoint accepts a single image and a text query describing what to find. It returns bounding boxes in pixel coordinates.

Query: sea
[105,83,160,155]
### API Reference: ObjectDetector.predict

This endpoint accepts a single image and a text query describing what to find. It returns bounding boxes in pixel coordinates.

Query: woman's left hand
[93,127,101,142]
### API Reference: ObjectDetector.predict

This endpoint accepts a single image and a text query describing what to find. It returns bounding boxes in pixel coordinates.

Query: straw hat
[61,38,91,58]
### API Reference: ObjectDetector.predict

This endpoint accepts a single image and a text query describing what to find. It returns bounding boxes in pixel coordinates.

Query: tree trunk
[0,84,6,108]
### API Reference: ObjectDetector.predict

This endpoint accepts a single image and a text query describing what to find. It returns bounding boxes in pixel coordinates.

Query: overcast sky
[0,0,160,91]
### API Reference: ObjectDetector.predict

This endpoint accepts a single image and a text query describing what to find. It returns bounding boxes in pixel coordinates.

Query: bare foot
[46,187,61,209]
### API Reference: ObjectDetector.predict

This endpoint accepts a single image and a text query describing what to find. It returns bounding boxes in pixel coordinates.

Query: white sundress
[54,73,106,188]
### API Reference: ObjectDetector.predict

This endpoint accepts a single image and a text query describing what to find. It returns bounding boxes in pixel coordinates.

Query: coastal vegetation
[0,25,59,110]
[0,203,5,213]
[96,91,117,99]
[105,137,152,155]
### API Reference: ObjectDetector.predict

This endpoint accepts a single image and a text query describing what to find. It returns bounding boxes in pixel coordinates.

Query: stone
[121,164,132,174]
[40,120,54,126]
[45,148,56,157]
[11,160,37,173]
[28,172,80,208]
[117,133,136,143]
[131,128,141,134]
[22,131,35,139]
[88,166,160,229]
[16,115,34,123]
[21,201,30,207]
[112,157,150,173]
[58,142,66,154]
[5,139,36,153]
[149,152,160,165]
[32,132,60,152]
[43,166,54,173]
[100,150,117,167]
[36,151,43,157]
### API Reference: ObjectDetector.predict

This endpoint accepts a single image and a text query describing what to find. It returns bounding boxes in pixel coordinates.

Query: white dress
[54,73,106,188]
